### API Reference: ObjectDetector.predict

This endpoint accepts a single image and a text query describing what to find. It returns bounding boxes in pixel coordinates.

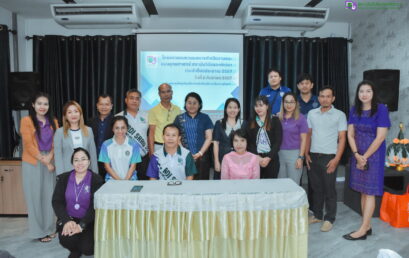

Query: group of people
[19,68,390,257]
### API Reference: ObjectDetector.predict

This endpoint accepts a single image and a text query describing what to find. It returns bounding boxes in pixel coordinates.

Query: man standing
[116,89,150,180]
[148,83,181,155]
[297,73,320,116]
[89,94,114,178]
[297,73,320,206]
[259,68,291,115]
[306,87,347,232]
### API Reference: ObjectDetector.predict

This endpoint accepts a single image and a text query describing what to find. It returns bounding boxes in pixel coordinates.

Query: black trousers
[194,152,211,180]
[58,220,94,256]
[260,154,279,179]
[309,153,338,223]
[97,162,107,179]
[137,154,150,180]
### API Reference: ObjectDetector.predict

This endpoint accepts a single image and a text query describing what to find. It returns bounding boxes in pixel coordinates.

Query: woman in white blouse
[54,101,98,175]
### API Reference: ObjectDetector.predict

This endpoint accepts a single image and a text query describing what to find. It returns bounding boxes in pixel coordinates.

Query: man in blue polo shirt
[259,68,291,115]
[297,73,320,117]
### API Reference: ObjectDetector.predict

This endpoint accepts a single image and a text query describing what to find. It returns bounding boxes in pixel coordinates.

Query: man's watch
[298,155,305,160]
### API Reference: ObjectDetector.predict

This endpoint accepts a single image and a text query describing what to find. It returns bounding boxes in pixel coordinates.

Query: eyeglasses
[73,158,89,164]
[167,180,182,186]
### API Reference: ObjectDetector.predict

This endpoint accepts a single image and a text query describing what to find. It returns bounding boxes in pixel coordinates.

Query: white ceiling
[0,0,362,22]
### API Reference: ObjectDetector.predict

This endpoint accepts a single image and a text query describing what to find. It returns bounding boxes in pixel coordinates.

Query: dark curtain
[243,36,349,119]
[33,35,137,121]
[0,25,14,157]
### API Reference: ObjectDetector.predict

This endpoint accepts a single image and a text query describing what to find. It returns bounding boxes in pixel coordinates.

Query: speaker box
[8,72,40,110]
[363,69,400,112]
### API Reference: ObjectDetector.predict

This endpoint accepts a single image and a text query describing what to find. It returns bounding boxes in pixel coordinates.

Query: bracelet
[298,155,305,160]
[198,151,203,157]
[353,151,359,155]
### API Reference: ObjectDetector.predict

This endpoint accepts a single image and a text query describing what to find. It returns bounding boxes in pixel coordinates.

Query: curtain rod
[24,35,353,43]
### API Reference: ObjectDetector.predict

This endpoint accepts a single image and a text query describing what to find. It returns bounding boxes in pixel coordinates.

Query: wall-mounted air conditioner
[50,3,140,29]
[242,5,329,31]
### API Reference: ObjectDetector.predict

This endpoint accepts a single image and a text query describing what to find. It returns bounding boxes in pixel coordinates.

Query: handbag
[380,185,409,228]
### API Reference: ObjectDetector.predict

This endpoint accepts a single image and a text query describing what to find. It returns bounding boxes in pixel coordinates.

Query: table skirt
[94,206,308,258]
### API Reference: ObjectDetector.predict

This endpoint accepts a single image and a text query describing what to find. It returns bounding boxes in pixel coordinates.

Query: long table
[94,179,308,258]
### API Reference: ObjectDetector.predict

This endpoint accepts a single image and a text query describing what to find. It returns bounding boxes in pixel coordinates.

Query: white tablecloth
[94,179,308,212]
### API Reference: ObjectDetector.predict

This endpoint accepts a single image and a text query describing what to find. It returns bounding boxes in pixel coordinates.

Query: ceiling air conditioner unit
[242,5,329,31]
[50,3,140,29]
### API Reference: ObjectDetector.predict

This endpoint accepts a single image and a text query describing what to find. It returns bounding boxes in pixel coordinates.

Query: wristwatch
[298,155,305,160]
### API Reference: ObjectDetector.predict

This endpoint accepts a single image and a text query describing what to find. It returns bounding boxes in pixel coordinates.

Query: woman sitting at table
[147,124,198,180]
[52,147,104,258]
[221,129,260,179]
[98,116,141,181]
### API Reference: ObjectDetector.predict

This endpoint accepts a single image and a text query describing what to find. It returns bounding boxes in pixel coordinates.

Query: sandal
[38,236,52,243]
[49,233,57,238]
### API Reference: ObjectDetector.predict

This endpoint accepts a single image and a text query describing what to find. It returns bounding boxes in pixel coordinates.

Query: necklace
[73,175,86,210]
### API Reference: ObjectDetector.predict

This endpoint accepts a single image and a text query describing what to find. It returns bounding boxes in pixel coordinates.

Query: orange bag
[380,186,409,228]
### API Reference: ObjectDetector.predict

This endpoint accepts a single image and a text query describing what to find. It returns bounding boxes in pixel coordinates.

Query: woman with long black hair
[246,96,282,178]
[212,98,247,179]
[20,92,58,242]
[343,80,390,240]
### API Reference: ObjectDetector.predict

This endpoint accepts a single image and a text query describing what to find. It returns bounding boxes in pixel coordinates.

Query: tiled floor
[1,202,408,258]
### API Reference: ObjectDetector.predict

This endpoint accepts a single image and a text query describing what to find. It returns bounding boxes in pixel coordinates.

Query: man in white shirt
[116,89,149,179]
[305,86,347,232]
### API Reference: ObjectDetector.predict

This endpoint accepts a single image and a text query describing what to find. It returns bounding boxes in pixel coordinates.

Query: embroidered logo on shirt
[312,102,319,108]
[178,157,183,165]
[125,150,130,156]
[280,91,284,97]
[84,185,90,193]
[140,117,146,123]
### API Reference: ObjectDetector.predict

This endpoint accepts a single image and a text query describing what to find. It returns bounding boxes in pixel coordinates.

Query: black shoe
[68,251,81,258]
[342,231,367,240]
[367,228,372,236]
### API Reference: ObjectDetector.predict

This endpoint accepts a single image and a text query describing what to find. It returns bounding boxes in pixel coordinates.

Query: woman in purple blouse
[343,80,390,241]
[277,92,308,183]
[52,148,103,257]
[20,92,58,242]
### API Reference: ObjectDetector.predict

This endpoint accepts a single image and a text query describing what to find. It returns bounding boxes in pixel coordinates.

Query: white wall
[19,16,350,71]
[0,6,15,71]
[349,5,409,143]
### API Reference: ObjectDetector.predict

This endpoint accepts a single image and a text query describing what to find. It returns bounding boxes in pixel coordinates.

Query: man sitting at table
[147,124,197,180]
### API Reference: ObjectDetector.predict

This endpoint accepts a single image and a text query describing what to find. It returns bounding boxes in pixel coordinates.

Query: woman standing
[277,93,308,183]
[246,96,282,178]
[52,148,103,257]
[213,98,247,179]
[343,80,390,240]
[98,116,141,181]
[20,92,58,242]
[54,101,98,175]
[174,92,213,180]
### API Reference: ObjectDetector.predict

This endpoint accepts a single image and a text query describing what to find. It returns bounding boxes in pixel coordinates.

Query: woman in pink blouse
[221,129,260,179]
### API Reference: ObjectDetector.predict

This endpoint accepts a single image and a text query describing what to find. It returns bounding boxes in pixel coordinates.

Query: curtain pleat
[243,36,349,119]
[0,25,14,157]
[33,35,137,121]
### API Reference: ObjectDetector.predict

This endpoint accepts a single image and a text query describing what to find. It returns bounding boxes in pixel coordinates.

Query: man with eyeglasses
[116,89,149,180]
[148,83,181,156]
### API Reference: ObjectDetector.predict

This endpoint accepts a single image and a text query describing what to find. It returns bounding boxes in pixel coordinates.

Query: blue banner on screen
[140,51,240,111]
